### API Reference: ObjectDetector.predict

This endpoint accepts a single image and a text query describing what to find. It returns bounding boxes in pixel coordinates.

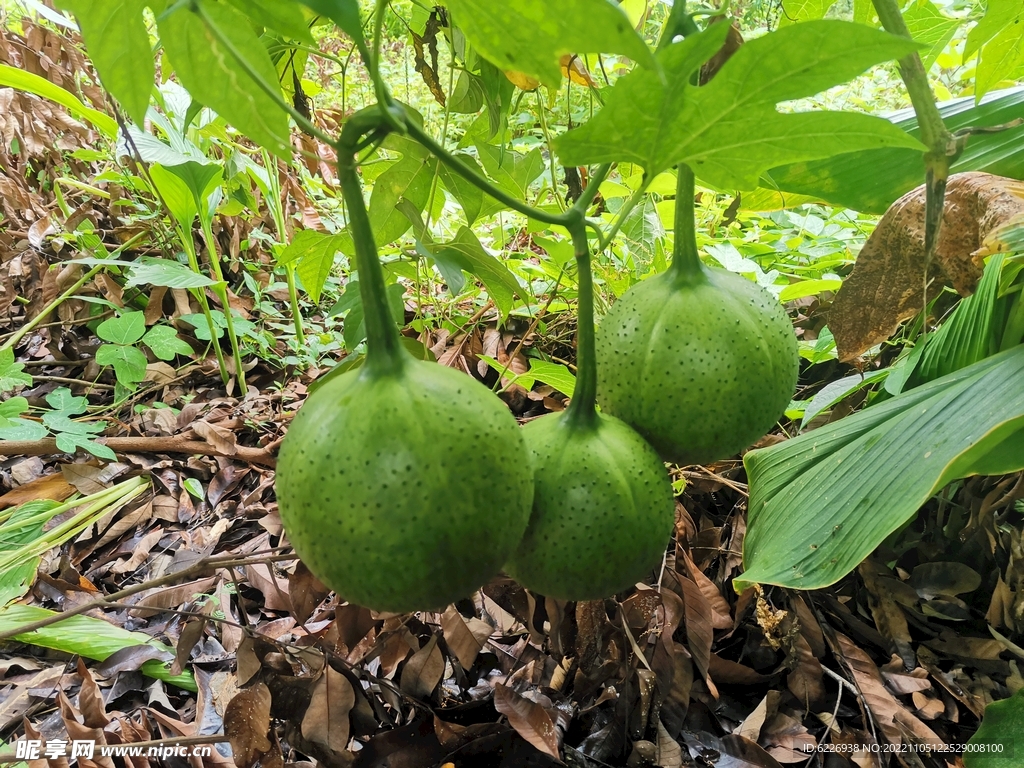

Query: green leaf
[142,325,193,361]
[149,164,199,229]
[54,432,117,461]
[333,282,407,351]
[125,257,217,290]
[54,0,152,124]
[0,397,29,430]
[162,161,224,225]
[518,359,577,397]
[0,604,196,690]
[445,0,655,89]
[0,63,118,137]
[966,0,1020,58]
[0,419,48,441]
[975,6,1024,100]
[778,0,838,26]
[751,87,1024,214]
[965,687,1024,765]
[778,278,843,302]
[799,368,890,428]
[737,345,1024,593]
[279,230,348,304]
[157,0,290,156]
[295,0,365,53]
[44,387,88,416]
[96,312,146,345]
[902,0,960,68]
[96,344,149,384]
[554,21,925,185]
[368,155,434,246]
[0,349,33,393]
[432,227,522,319]
[226,0,315,42]
[183,477,204,499]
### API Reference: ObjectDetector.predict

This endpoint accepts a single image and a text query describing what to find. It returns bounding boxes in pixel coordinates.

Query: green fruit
[505,412,675,600]
[276,357,533,613]
[595,265,799,465]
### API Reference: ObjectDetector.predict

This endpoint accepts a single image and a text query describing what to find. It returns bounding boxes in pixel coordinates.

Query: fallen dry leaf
[301,665,355,754]
[224,682,273,768]
[830,172,1024,360]
[493,683,560,759]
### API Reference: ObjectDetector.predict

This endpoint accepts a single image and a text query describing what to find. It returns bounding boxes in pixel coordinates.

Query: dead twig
[0,435,277,467]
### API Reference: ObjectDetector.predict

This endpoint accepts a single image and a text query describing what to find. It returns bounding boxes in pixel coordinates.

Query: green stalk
[261,149,306,347]
[0,476,148,571]
[179,231,230,385]
[657,0,701,50]
[564,222,598,429]
[871,0,952,279]
[337,117,405,375]
[198,219,247,393]
[669,163,704,282]
[1,230,149,353]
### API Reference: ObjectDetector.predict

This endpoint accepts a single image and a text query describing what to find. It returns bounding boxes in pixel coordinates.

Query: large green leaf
[55,0,152,124]
[736,345,1024,593]
[157,0,290,156]
[278,229,349,304]
[444,0,655,89]
[902,0,960,68]
[0,604,196,690]
[368,144,433,245]
[965,687,1024,765]
[966,0,1024,100]
[0,64,117,137]
[749,87,1024,213]
[432,227,522,319]
[554,21,924,187]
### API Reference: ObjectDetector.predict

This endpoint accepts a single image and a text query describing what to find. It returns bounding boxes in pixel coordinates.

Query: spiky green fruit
[505,412,675,600]
[595,266,799,465]
[276,359,533,613]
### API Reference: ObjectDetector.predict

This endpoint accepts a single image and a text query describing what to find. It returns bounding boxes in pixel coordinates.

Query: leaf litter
[0,13,1020,768]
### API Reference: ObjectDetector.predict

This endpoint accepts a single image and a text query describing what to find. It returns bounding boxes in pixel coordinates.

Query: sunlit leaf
[555,21,924,186]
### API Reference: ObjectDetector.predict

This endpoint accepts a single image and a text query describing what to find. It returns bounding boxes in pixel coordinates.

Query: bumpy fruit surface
[505,412,675,600]
[276,359,533,613]
[596,266,799,465]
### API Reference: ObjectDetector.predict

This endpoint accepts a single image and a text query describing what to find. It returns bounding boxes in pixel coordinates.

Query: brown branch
[0,552,296,641]
[0,436,277,467]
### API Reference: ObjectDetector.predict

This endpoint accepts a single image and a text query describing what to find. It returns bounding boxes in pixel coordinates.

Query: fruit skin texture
[595,266,799,466]
[276,359,533,613]
[504,412,675,601]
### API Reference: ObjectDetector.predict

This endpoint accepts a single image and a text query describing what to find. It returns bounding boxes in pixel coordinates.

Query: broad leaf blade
[432,227,522,319]
[55,0,153,124]
[751,87,1024,213]
[157,0,290,156]
[0,63,117,137]
[555,20,924,185]
[445,0,655,89]
[737,345,1024,593]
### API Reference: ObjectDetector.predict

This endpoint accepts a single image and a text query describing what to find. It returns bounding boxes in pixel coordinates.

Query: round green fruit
[505,412,675,600]
[276,359,533,613]
[595,266,799,465]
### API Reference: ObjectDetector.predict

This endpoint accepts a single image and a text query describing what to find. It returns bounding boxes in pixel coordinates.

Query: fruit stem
[565,222,598,429]
[669,163,705,281]
[337,116,406,375]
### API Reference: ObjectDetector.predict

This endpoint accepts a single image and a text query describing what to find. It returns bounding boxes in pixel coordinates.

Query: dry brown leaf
[171,618,208,676]
[288,561,330,625]
[224,682,273,768]
[441,606,491,669]
[786,635,825,708]
[399,635,444,699]
[655,720,683,768]
[301,665,355,754]
[830,172,1024,360]
[94,645,172,677]
[671,570,716,696]
[75,658,109,728]
[736,690,782,741]
[493,683,560,758]
[0,473,74,509]
[193,421,237,455]
[682,550,732,629]
[832,632,943,746]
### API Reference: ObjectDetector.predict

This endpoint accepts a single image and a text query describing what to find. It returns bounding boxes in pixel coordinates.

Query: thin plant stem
[198,218,246,393]
[1,231,149,353]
